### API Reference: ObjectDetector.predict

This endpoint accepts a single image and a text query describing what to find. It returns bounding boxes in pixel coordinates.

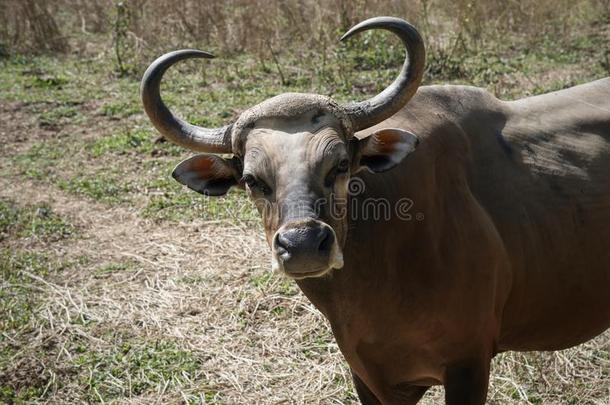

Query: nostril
[275,232,292,259]
[318,227,334,253]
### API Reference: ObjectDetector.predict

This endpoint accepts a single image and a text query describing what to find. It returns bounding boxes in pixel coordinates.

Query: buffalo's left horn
[340,17,425,132]
[141,49,233,153]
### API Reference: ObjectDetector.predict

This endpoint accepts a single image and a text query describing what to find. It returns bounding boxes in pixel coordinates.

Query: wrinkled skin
[242,112,351,276]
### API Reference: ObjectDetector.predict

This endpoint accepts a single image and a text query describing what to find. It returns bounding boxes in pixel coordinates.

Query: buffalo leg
[352,371,429,405]
[443,358,491,405]
[351,371,382,405]
[390,382,429,403]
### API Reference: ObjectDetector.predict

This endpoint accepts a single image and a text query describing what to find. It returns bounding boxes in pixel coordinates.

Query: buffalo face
[171,106,418,278]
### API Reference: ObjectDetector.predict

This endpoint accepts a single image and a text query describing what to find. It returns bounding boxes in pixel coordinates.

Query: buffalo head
[141,17,424,279]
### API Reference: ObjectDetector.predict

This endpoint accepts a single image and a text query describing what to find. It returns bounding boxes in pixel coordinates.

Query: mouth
[271,250,344,280]
[284,267,333,280]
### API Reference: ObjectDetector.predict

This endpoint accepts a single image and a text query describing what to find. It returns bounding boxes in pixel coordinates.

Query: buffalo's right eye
[337,159,349,173]
[242,174,272,195]
[324,159,350,187]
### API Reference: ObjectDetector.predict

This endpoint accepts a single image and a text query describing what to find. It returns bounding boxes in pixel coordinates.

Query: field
[1,1,609,403]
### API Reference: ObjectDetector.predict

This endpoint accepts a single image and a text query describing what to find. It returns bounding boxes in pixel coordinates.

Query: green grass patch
[249,270,298,297]
[0,198,75,242]
[38,103,81,128]
[88,127,154,157]
[300,330,338,360]
[0,56,108,105]
[73,338,205,401]
[11,142,66,181]
[57,173,132,205]
[11,141,134,205]
[99,99,141,119]
[249,271,275,289]
[87,127,182,157]
[93,260,139,279]
[30,74,69,89]
[0,249,76,335]
[0,250,51,334]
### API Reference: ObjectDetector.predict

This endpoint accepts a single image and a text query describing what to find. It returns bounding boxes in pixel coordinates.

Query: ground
[0,23,609,404]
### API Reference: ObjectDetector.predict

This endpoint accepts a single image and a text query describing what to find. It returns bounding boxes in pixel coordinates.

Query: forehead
[252,109,342,134]
[243,110,347,165]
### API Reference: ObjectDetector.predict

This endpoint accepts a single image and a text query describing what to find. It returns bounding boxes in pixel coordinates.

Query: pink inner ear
[181,155,233,179]
[173,154,239,196]
[370,129,404,154]
[188,156,215,173]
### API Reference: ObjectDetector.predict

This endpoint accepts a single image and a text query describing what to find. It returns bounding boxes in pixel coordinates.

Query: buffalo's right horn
[340,17,425,132]
[141,49,233,153]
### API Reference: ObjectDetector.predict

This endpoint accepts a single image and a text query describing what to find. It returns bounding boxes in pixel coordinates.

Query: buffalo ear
[172,154,240,196]
[355,128,419,173]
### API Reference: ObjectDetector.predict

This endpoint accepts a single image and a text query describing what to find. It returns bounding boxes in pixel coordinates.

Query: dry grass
[2,0,608,58]
[0,178,354,403]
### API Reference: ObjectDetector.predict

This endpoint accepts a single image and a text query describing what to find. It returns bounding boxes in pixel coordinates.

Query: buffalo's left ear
[172,154,241,196]
[354,128,419,173]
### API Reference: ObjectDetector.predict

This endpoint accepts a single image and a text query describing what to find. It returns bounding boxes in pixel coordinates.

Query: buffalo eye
[325,158,350,187]
[242,174,272,195]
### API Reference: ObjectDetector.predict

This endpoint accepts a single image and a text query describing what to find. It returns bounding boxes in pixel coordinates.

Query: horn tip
[339,27,359,43]
[339,32,351,42]
[184,49,215,59]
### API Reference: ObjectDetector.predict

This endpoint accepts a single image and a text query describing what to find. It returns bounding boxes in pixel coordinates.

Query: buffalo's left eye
[325,159,350,187]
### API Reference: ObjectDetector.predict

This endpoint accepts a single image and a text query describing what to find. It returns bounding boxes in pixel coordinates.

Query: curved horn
[141,49,232,153]
[340,17,425,132]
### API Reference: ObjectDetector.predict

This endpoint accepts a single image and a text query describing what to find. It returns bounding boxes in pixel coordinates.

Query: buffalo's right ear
[172,154,241,196]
